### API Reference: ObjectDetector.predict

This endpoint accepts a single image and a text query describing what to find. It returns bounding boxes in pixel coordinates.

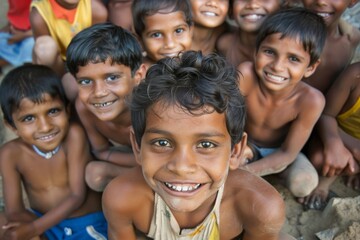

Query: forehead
[16,94,63,112]
[76,59,132,77]
[143,11,188,31]
[145,101,229,136]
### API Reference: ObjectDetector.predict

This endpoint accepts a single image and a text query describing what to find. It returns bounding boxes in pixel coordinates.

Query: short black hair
[66,22,143,77]
[132,0,193,37]
[130,51,246,148]
[0,64,68,128]
[256,7,327,66]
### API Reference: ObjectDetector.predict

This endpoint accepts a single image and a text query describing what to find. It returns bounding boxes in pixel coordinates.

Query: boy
[189,0,229,55]
[0,65,107,239]
[103,51,289,239]
[66,23,146,192]
[237,8,326,199]
[303,62,360,210]
[216,0,284,67]
[0,0,34,72]
[301,0,360,94]
[132,0,194,68]
[30,0,108,76]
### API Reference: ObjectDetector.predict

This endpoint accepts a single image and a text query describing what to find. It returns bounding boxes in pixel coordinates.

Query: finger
[322,165,329,177]
[2,222,20,229]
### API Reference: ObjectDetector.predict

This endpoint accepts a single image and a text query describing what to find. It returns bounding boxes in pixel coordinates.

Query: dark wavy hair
[130,51,246,148]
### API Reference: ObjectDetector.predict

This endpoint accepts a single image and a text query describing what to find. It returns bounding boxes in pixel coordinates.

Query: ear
[130,127,142,165]
[133,63,147,86]
[304,59,321,78]
[229,132,248,170]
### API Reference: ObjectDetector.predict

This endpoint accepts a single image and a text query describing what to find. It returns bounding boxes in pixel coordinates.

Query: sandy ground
[0,1,359,240]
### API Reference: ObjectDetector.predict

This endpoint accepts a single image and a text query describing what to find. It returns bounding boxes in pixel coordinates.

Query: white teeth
[267,73,285,82]
[39,134,55,140]
[317,13,330,18]
[93,101,114,108]
[243,14,263,20]
[203,11,217,17]
[165,182,201,192]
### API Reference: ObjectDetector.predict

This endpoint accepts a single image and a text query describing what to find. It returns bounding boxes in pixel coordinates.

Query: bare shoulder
[29,6,49,37]
[237,61,257,94]
[103,166,153,214]
[339,19,360,45]
[75,98,98,127]
[297,82,325,110]
[91,0,108,24]
[0,139,27,164]
[224,170,285,229]
[216,32,235,55]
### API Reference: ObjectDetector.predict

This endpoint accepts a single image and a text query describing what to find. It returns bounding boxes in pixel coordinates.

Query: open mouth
[37,132,57,141]
[164,182,201,192]
[201,11,218,17]
[241,14,265,21]
[316,12,332,18]
[266,72,286,82]
[92,100,116,108]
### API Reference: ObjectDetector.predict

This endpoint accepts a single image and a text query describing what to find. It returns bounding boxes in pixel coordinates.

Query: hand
[322,143,354,177]
[7,26,29,44]
[3,222,37,240]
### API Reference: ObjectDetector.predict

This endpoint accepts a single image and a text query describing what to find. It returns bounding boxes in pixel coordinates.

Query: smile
[38,133,57,141]
[266,72,286,82]
[242,14,264,20]
[92,100,116,108]
[316,12,332,18]
[201,11,218,17]
[164,182,201,192]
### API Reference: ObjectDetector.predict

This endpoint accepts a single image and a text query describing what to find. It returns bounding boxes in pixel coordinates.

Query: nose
[167,147,197,175]
[270,57,286,72]
[37,116,52,133]
[205,0,216,7]
[245,0,260,9]
[315,0,327,7]
[94,81,108,97]
[164,34,176,49]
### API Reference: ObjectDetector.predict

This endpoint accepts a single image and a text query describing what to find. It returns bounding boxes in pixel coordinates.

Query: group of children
[0,0,359,239]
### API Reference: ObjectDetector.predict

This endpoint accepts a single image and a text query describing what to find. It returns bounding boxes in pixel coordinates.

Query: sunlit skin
[102,101,287,240]
[141,11,193,63]
[191,0,229,28]
[11,94,69,153]
[232,0,281,32]
[237,33,324,177]
[301,0,360,93]
[76,59,140,122]
[139,103,234,214]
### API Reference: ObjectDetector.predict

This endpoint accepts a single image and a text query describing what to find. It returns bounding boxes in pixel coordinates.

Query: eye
[263,49,274,55]
[175,28,185,34]
[197,141,216,149]
[150,32,162,38]
[289,56,300,62]
[22,115,35,122]
[48,108,61,115]
[106,74,119,82]
[78,79,92,86]
[154,139,171,147]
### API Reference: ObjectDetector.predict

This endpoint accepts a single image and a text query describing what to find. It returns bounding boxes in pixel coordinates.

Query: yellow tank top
[337,97,360,139]
[31,0,92,60]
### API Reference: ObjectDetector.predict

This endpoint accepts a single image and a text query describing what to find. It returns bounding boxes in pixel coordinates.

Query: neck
[32,145,61,159]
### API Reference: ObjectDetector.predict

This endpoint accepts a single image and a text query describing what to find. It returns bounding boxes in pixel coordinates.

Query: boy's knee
[288,171,318,197]
[33,36,59,64]
[85,162,110,192]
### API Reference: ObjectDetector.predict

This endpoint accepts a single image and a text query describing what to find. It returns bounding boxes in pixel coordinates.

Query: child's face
[232,0,281,32]
[131,102,243,213]
[11,94,69,152]
[255,33,318,91]
[141,11,193,62]
[190,0,229,28]
[76,59,142,121]
[302,0,357,27]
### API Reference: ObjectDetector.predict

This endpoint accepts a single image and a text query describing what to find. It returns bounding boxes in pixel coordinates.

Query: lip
[160,53,179,58]
[201,11,219,17]
[91,99,117,109]
[240,13,266,22]
[36,131,59,143]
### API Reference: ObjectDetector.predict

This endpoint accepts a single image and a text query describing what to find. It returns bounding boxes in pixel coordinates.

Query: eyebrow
[145,128,227,138]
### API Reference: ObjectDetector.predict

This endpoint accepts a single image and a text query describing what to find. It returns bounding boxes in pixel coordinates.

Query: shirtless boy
[132,0,194,68]
[216,0,285,66]
[304,62,360,210]
[0,65,107,239]
[66,23,146,192]
[102,50,291,240]
[189,0,229,55]
[238,8,326,199]
[301,0,360,94]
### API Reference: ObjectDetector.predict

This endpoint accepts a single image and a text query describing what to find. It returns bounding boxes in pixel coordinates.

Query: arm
[318,65,359,177]
[29,7,50,39]
[91,0,108,24]
[244,90,325,176]
[76,100,136,167]
[7,26,33,44]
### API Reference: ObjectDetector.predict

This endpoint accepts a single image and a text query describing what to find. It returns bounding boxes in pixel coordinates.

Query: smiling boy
[237,8,326,200]
[132,0,193,68]
[102,51,290,240]
[66,23,146,192]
